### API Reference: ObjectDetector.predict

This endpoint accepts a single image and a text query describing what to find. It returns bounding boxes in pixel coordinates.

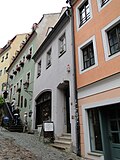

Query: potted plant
[23,81,29,90]
[13,70,17,75]
[19,61,24,67]
[16,66,20,71]
[17,88,21,93]
[26,54,31,60]
[9,75,13,79]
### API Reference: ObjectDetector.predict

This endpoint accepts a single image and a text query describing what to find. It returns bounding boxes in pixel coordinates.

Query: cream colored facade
[0,34,27,95]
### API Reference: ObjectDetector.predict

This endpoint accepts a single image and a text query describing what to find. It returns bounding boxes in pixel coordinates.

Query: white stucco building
[32,7,77,152]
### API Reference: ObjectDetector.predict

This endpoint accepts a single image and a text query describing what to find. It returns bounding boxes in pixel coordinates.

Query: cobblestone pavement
[0,128,87,160]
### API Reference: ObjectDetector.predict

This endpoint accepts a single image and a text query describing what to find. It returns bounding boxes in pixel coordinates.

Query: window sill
[46,64,51,69]
[59,51,66,58]
[37,74,41,78]
[88,152,103,157]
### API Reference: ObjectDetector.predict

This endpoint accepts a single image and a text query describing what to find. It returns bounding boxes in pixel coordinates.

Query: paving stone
[0,128,88,160]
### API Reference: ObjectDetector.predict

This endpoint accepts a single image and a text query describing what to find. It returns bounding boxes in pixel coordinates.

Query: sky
[0,0,68,48]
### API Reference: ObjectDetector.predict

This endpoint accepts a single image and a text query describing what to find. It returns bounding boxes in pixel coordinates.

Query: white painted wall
[32,15,77,151]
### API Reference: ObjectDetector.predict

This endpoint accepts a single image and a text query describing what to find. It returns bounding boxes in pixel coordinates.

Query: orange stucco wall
[73,0,120,89]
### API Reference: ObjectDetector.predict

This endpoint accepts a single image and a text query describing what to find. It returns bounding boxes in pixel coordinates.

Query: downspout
[67,3,81,156]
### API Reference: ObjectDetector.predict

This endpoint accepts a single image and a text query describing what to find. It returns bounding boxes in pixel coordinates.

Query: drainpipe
[66,1,81,156]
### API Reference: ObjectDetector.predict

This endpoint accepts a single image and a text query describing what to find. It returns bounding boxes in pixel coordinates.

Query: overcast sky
[0,0,68,48]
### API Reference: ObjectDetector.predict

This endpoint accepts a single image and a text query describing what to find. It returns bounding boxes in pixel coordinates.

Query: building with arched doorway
[32,7,77,152]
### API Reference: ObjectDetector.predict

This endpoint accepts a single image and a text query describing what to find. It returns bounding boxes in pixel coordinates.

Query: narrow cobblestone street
[0,128,86,160]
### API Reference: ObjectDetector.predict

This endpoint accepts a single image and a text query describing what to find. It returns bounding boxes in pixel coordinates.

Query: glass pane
[111,44,119,55]
[119,121,120,129]
[118,109,120,118]
[91,109,103,151]
[109,110,116,119]
[112,133,119,143]
[109,36,118,46]
[91,57,95,65]
[110,121,118,131]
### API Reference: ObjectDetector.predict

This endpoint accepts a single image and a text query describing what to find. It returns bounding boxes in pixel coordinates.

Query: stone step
[51,133,72,151]
[54,139,71,145]
[8,124,23,132]
[51,143,71,151]
[58,136,71,142]
[62,133,71,137]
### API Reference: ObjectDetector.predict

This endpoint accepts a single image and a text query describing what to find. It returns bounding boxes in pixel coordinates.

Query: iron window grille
[108,23,120,56]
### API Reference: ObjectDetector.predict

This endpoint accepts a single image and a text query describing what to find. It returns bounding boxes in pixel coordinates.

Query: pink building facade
[70,0,120,159]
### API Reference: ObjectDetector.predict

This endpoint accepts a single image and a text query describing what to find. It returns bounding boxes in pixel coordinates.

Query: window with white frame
[29,47,32,55]
[107,23,120,56]
[14,85,16,94]
[59,33,66,56]
[4,67,7,74]
[101,0,110,7]
[79,0,90,27]
[0,70,2,76]
[20,79,22,88]
[97,0,111,11]
[46,48,51,68]
[82,43,95,69]
[102,17,120,61]
[17,82,19,90]
[37,60,41,77]
[5,53,9,59]
[1,56,4,62]
[78,36,98,73]
[23,56,25,62]
[27,72,30,83]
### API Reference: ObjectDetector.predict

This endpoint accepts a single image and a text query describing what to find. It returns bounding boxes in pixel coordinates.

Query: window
[27,72,30,83]
[17,83,19,90]
[14,85,16,94]
[88,109,103,152]
[4,67,7,74]
[102,17,120,61]
[0,70,2,76]
[97,0,111,11]
[101,0,110,7]
[79,0,90,27]
[29,47,32,55]
[59,33,66,56]
[107,23,120,56]
[82,43,95,70]
[21,96,23,108]
[46,48,51,68]
[23,56,25,62]
[78,36,98,73]
[24,98,27,108]
[5,53,9,59]
[37,60,41,77]
[20,79,22,88]
[1,56,4,62]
